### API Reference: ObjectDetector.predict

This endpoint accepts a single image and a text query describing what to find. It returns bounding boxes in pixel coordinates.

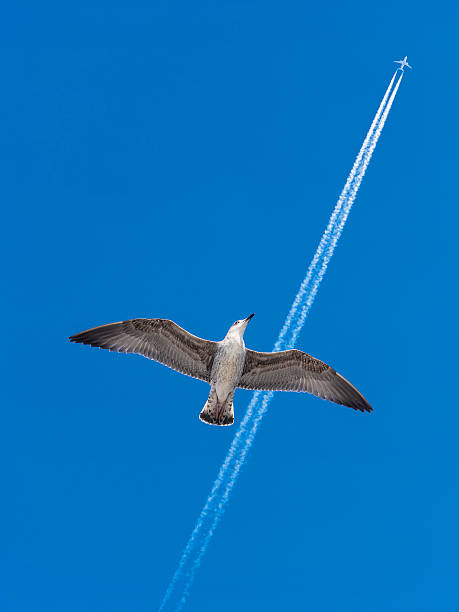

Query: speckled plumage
[211,340,246,404]
[69,314,372,426]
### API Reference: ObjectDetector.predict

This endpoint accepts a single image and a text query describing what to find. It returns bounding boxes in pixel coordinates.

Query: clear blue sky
[2,1,458,610]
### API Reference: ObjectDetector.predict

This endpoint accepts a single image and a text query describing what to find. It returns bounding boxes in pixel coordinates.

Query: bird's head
[225,313,255,341]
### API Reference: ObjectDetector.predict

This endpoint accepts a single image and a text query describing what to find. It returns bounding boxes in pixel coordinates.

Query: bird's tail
[199,390,234,426]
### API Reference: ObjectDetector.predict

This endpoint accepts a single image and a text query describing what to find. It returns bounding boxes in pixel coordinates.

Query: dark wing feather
[69,319,217,382]
[239,349,372,413]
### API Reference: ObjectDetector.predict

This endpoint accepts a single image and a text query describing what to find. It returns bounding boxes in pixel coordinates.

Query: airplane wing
[394,60,403,64]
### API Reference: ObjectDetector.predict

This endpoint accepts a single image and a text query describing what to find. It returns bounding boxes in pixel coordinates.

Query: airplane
[394,56,412,71]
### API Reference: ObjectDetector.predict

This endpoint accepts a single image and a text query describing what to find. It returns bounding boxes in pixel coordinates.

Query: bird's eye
[234,320,239,325]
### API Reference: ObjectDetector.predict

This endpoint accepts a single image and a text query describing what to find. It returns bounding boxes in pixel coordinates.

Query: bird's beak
[245,313,255,322]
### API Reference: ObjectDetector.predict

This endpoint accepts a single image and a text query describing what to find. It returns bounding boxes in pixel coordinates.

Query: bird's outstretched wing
[69,319,218,382]
[239,349,372,412]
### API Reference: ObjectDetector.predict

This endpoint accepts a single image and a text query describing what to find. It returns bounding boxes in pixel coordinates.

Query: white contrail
[159,70,403,612]
[275,71,397,352]
[289,72,403,345]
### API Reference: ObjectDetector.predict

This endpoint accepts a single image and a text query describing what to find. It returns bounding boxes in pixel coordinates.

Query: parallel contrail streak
[289,72,403,345]
[275,71,397,352]
[159,70,403,612]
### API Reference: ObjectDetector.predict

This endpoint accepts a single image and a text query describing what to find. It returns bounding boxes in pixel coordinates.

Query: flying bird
[69,314,372,425]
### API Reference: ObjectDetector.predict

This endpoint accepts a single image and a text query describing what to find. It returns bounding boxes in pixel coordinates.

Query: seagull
[69,314,372,426]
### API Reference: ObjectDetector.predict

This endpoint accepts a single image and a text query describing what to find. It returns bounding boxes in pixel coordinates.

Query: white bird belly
[211,342,246,402]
